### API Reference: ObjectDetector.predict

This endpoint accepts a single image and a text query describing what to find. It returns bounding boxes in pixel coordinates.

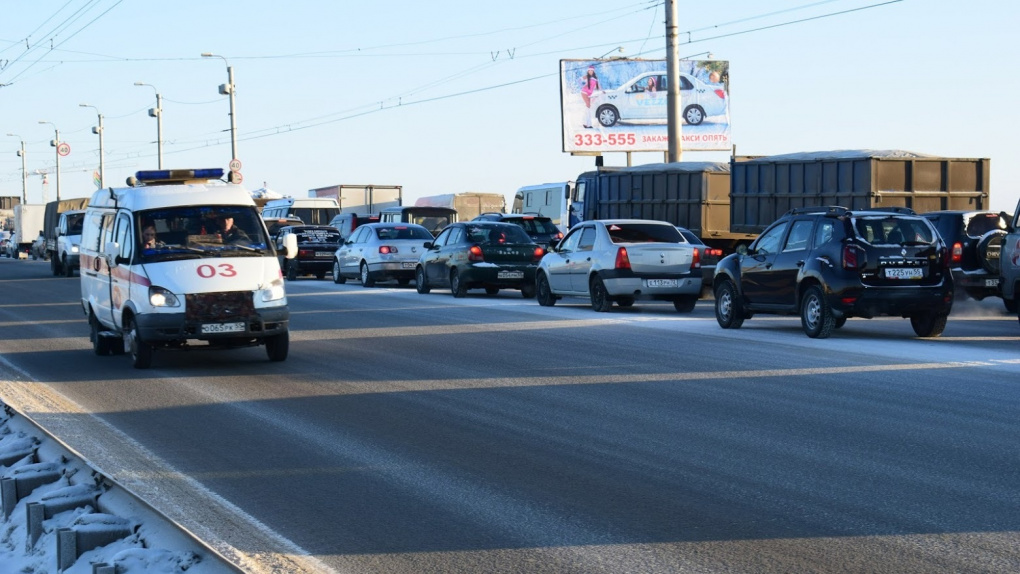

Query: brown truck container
[730,150,990,234]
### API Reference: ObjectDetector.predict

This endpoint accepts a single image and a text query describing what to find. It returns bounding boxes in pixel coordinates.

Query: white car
[333,222,434,287]
[591,71,727,127]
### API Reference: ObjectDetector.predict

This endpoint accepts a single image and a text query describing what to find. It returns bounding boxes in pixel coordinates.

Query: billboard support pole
[666,0,682,163]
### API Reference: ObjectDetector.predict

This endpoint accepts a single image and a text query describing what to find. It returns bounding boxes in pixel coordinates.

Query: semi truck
[309,184,403,214]
[574,150,991,252]
[414,192,506,220]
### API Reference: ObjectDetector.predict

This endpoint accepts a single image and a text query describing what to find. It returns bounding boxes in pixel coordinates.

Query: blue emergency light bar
[135,168,225,182]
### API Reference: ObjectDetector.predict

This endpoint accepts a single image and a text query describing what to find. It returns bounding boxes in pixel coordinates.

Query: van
[80,168,298,369]
[378,206,456,237]
[261,197,340,225]
[512,182,573,233]
[328,212,379,241]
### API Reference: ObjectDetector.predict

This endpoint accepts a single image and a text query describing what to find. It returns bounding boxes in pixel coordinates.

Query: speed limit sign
[57,142,71,157]
[229,158,242,172]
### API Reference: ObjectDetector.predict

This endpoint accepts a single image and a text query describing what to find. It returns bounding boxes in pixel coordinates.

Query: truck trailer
[414,192,506,221]
[12,204,46,259]
[309,184,403,214]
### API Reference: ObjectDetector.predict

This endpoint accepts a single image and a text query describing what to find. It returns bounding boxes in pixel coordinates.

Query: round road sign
[229,159,242,172]
[57,143,71,157]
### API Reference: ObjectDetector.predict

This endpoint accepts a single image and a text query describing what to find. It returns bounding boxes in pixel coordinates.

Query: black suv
[472,213,563,249]
[920,210,1012,311]
[275,225,342,280]
[713,206,953,338]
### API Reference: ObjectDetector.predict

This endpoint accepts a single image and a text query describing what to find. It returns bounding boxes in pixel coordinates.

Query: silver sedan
[333,223,434,287]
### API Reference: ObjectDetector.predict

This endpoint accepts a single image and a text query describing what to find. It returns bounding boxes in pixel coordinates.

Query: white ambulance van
[80,168,298,369]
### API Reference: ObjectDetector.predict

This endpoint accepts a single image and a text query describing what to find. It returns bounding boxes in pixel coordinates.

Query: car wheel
[286,261,298,281]
[834,316,848,329]
[51,257,61,276]
[673,295,697,313]
[315,271,326,280]
[360,262,375,287]
[800,285,835,339]
[451,269,467,298]
[714,280,744,329]
[589,275,612,312]
[596,105,619,127]
[536,273,556,307]
[332,260,346,284]
[416,266,431,294]
[683,105,706,126]
[125,316,153,369]
[265,331,289,362]
[617,297,635,308]
[910,312,948,338]
[1005,298,1018,313]
[89,312,111,356]
[520,283,536,299]
[62,256,73,278]
[485,287,500,296]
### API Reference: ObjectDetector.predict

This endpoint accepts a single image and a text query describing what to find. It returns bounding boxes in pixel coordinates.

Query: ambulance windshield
[137,205,271,260]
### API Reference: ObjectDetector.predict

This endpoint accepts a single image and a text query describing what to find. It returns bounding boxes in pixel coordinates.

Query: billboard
[560,58,731,154]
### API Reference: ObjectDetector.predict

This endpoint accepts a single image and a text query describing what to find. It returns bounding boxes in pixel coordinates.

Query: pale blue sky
[2,0,1016,213]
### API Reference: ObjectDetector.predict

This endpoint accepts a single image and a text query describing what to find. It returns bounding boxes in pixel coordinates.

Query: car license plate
[201,322,245,334]
[985,278,999,287]
[885,268,923,279]
[315,251,333,258]
[497,270,524,279]
[647,279,679,288]
[402,261,416,269]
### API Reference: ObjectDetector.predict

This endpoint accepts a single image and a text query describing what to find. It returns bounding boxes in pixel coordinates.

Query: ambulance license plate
[202,322,245,334]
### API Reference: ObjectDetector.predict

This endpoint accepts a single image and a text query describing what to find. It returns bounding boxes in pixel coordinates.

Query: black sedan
[415,221,545,298]
[275,225,342,280]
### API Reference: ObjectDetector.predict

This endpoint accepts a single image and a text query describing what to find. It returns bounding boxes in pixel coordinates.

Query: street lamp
[5,133,27,204]
[79,103,105,188]
[38,121,62,201]
[134,82,163,169]
[201,52,238,177]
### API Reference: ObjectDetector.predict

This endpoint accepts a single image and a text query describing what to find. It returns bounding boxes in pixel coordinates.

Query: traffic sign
[57,143,71,157]
[229,171,244,184]
[229,159,242,172]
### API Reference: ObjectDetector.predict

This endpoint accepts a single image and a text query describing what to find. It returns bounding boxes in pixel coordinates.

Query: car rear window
[375,226,432,240]
[296,228,341,243]
[853,216,935,245]
[606,223,683,243]
[515,218,559,235]
[965,213,1007,237]
[465,224,532,244]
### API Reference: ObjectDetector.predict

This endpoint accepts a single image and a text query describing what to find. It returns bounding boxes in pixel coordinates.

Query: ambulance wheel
[90,313,111,356]
[265,331,289,362]
[126,316,153,369]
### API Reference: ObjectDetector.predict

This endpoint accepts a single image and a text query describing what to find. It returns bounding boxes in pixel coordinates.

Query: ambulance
[80,168,298,369]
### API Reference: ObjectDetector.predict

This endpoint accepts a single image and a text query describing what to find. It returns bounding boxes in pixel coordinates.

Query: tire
[673,295,697,313]
[315,272,326,280]
[62,256,72,278]
[834,316,848,329]
[800,285,835,339]
[332,260,346,284]
[286,261,298,281]
[617,297,635,308]
[1005,298,1018,313]
[684,105,706,126]
[714,280,744,329]
[977,230,1007,274]
[485,287,500,296]
[90,313,111,356]
[911,313,948,338]
[416,266,431,294]
[51,257,60,276]
[596,105,619,127]
[265,331,289,362]
[589,276,612,312]
[360,262,375,287]
[125,316,153,369]
[536,273,556,307]
[520,283,536,299]
[451,269,467,298]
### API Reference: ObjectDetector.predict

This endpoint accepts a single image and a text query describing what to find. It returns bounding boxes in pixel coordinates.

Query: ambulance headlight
[149,286,180,307]
[71,244,80,253]
[260,279,286,303]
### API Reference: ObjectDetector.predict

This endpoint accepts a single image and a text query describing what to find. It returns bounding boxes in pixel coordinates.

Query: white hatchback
[591,71,727,127]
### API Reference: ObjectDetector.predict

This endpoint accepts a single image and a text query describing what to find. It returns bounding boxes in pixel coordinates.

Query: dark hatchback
[415,221,545,298]
[275,225,342,280]
[472,212,563,249]
[713,206,953,338]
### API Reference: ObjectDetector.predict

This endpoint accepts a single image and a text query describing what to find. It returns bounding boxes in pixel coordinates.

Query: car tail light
[841,296,857,306]
[707,247,724,257]
[468,245,484,262]
[714,89,726,99]
[614,247,631,270]
[533,246,546,261]
[692,248,701,269]
[379,245,397,254]
[842,244,866,270]
[951,242,963,265]
[298,249,313,258]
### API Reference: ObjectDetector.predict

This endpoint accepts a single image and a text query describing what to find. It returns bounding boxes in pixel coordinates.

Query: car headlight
[71,244,79,253]
[148,286,180,307]
[260,279,286,303]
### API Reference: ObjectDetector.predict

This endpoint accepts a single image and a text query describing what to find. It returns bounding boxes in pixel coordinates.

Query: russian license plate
[885,268,923,279]
[402,261,416,269]
[315,251,333,258]
[497,270,524,279]
[986,278,999,287]
[647,279,679,288]
[201,322,245,334]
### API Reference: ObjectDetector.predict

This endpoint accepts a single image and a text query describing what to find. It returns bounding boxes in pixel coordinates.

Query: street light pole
[79,104,105,188]
[134,82,163,169]
[5,133,27,204]
[201,53,238,174]
[665,0,682,163]
[38,121,61,201]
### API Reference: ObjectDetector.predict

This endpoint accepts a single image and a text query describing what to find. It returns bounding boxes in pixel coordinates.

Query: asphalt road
[1,257,1019,574]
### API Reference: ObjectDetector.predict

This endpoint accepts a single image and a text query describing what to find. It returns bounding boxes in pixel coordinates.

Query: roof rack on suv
[785,206,849,217]
[852,206,917,215]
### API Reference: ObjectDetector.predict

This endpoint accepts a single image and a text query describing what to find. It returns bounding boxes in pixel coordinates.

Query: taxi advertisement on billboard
[560,58,731,154]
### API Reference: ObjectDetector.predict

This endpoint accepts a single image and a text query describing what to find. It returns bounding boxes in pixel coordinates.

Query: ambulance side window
[99,214,116,253]
[82,211,104,252]
[114,213,132,261]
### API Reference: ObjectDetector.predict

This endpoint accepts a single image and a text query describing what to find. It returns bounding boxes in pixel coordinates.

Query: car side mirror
[736,244,749,256]
[423,242,433,250]
[283,233,298,259]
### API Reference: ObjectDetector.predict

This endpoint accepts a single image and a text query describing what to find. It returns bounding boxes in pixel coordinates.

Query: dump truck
[309,184,403,214]
[574,150,991,252]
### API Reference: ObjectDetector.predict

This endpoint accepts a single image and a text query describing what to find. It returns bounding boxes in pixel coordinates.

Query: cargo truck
[12,204,46,259]
[309,184,403,214]
[512,182,574,233]
[574,150,991,252]
[414,192,506,221]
